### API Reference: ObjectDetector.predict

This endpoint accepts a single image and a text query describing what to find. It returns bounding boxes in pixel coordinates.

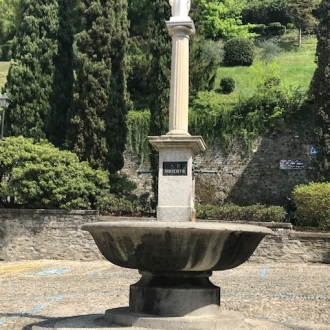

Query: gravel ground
[0,260,329,330]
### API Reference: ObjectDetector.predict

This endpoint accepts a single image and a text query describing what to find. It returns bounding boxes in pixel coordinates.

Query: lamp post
[0,93,10,139]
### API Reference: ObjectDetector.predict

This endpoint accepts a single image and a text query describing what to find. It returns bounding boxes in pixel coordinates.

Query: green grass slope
[215,37,317,104]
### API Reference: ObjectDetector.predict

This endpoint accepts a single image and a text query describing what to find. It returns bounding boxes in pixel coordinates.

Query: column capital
[166,20,195,36]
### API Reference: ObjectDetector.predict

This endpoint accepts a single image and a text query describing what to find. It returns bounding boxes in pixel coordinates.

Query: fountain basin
[82,221,274,325]
[82,221,273,272]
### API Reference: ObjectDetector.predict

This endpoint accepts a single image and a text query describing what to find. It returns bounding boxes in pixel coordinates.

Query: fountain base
[130,271,219,316]
[105,307,247,330]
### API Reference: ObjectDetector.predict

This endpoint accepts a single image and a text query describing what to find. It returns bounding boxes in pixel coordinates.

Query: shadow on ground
[22,314,111,329]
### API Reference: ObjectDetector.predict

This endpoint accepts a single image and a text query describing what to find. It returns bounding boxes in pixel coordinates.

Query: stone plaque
[163,162,188,176]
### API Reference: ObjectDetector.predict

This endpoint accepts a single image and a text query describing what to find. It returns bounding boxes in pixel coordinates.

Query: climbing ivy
[126,83,308,161]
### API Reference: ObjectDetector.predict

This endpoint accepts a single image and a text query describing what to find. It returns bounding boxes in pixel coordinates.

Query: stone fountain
[81,1,274,329]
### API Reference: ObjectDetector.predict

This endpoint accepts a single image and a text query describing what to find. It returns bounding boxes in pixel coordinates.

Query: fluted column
[166,21,195,136]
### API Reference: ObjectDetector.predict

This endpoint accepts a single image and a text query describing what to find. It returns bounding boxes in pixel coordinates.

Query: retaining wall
[0,210,329,264]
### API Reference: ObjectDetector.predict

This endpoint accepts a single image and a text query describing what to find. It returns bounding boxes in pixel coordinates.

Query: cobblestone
[0,260,329,329]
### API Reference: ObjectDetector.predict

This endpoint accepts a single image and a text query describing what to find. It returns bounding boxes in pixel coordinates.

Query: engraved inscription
[163,162,188,176]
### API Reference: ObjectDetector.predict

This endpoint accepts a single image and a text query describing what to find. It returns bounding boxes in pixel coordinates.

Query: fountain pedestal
[149,136,206,222]
[129,271,219,316]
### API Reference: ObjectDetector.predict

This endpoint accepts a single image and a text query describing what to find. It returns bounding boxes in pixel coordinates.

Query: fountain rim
[81,220,274,235]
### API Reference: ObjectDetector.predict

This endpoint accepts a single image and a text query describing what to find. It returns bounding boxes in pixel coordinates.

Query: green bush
[220,77,236,94]
[223,38,255,67]
[96,193,154,216]
[0,136,110,209]
[286,23,295,30]
[196,203,286,222]
[293,182,330,230]
[265,22,286,36]
[249,24,266,36]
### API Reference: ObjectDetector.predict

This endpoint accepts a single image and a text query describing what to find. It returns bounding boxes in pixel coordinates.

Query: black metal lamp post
[0,93,10,139]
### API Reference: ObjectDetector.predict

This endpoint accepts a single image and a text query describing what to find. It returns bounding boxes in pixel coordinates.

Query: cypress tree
[310,0,330,181]
[4,0,59,140]
[148,0,172,204]
[46,0,76,148]
[107,0,130,173]
[67,0,129,173]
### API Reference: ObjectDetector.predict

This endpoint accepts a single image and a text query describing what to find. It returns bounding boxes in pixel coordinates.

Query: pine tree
[67,0,129,173]
[4,0,59,140]
[310,0,330,182]
[148,0,172,203]
[46,0,76,148]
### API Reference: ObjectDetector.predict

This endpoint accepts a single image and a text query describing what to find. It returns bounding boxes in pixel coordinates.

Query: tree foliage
[46,0,76,148]
[191,0,255,39]
[189,36,220,100]
[286,0,318,47]
[4,0,59,140]
[310,0,330,182]
[148,0,172,203]
[242,0,290,25]
[0,136,110,209]
[0,0,20,59]
[67,0,129,174]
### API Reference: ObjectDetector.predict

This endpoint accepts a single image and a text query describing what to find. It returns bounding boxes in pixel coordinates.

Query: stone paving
[0,260,329,330]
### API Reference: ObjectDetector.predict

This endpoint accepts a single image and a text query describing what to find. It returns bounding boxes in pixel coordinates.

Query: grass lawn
[215,36,317,104]
[0,61,10,91]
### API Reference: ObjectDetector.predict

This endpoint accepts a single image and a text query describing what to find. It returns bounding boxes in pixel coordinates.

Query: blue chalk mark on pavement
[36,268,70,275]
[0,295,66,325]
[259,263,273,277]
[21,295,66,314]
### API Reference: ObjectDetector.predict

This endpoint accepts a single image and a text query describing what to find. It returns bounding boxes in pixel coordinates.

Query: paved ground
[0,260,329,330]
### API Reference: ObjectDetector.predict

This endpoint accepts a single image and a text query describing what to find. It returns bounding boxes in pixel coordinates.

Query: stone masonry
[0,210,329,264]
[122,126,314,207]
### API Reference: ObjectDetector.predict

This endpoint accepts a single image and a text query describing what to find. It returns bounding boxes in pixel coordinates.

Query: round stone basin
[82,221,273,272]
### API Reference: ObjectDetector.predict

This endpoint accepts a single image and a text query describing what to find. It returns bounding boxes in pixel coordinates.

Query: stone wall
[122,127,314,206]
[251,228,330,264]
[0,209,102,261]
[0,210,329,264]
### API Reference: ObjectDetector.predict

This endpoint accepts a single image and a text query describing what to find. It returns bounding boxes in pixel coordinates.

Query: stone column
[166,21,195,136]
[148,11,206,222]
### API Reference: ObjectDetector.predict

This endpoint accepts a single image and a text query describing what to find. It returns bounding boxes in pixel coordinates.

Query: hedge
[196,203,286,222]
[293,182,330,230]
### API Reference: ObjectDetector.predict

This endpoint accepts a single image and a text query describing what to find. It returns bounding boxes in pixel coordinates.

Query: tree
[4,0,59,140]
[0,136,110,209]
[191,0,254,40]
[0,0,20,60]
[310,0,330,182]
[286,0,318,48]
[148,0,172,204]
[107,0,130,173]
[67,0,129,174]
[45,0,76,148]
[189,36,220,100]
[242,0,290,25]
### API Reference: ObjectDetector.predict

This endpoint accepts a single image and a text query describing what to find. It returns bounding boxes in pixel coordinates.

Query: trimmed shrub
[265,22,286,36]
[249,24,266,36]
[220,77,236,94]
[293,182,330,230]
[196,203,286,222]
[223,38,255,67]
